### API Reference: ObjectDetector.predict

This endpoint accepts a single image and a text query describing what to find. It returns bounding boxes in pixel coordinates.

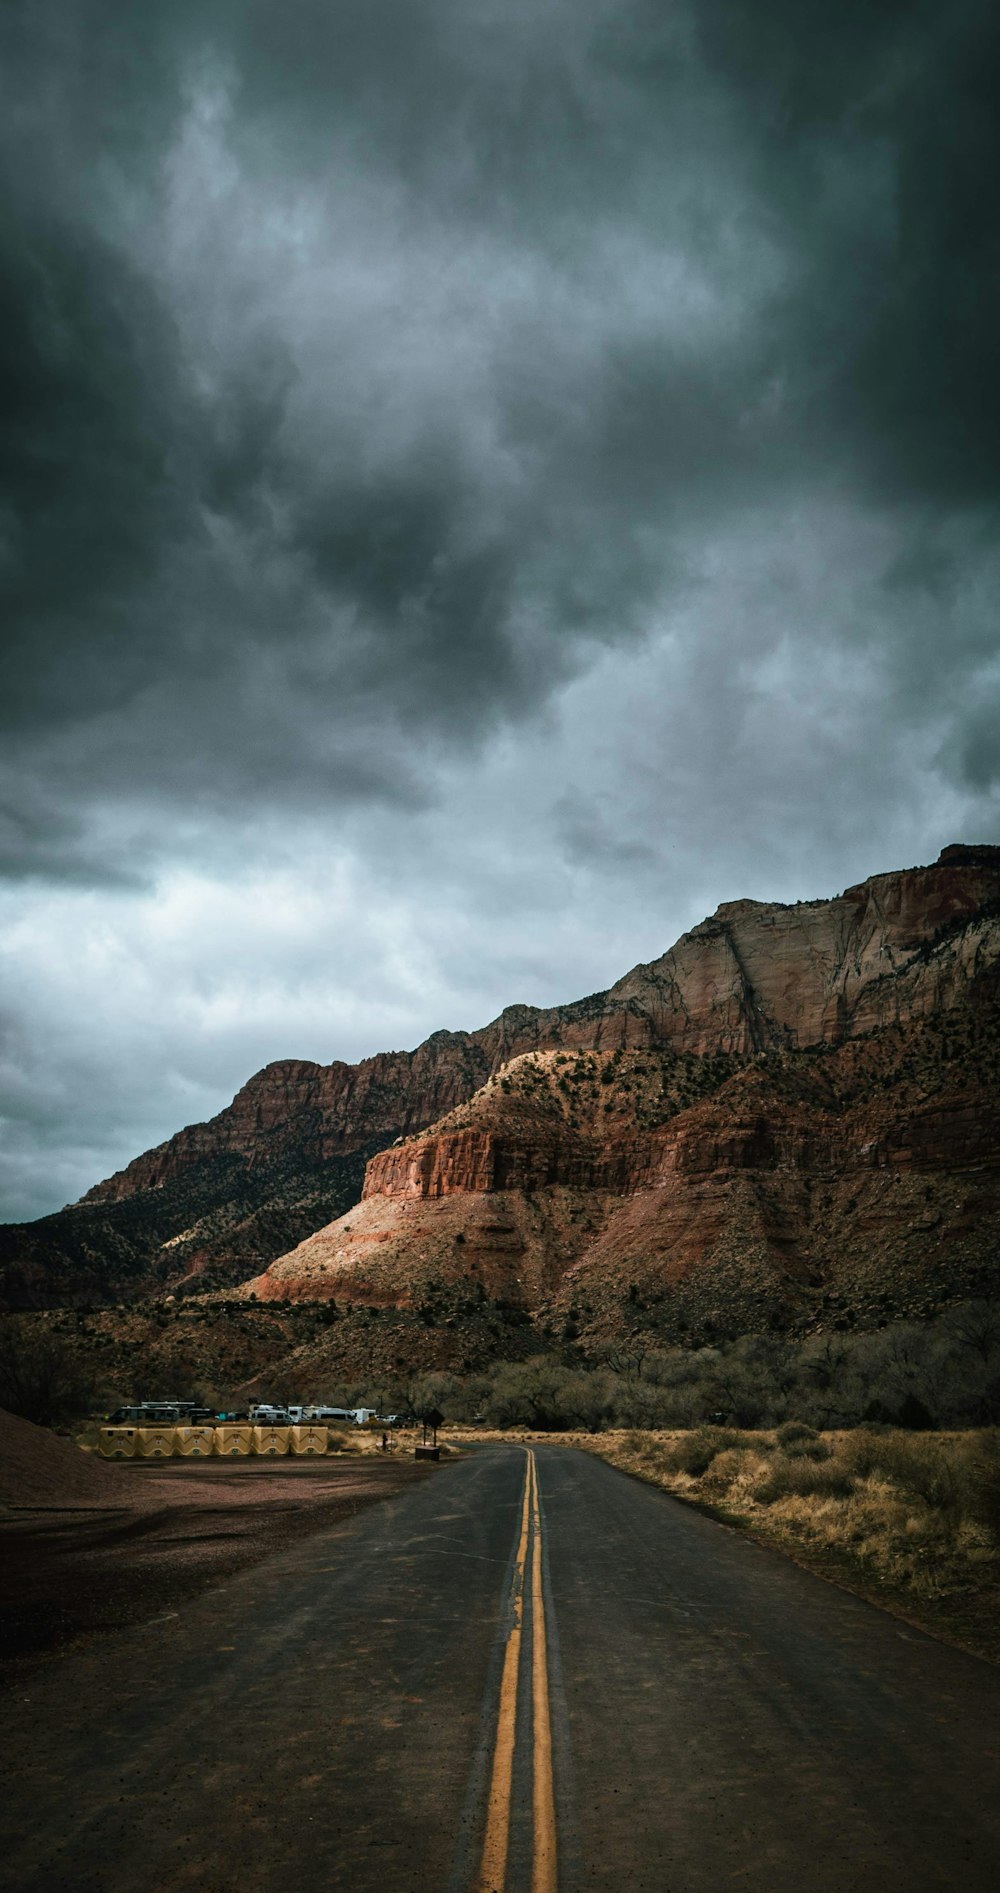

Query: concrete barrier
[99,1421,334,1460]
[98,1426,136,1459]
[252,1425,290,1456]
[175,1425,216,1457]
[213,1424,253,1456]
[137,1425,178,1458]
[291,1424,328,1455]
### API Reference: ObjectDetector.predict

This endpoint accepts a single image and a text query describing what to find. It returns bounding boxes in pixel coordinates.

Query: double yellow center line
[477,1450,557,1893]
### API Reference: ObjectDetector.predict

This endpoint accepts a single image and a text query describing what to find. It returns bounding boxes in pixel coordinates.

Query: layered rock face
[249,904,1000,1333]
[605,843,1000,1054]
[85,841,1000,1207]
[3,843,999,1313]
[81,1042,495,1205]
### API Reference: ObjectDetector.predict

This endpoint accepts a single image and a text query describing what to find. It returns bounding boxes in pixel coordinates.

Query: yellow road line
[476,1451,559,1893]
[530,1453,558,1893]
[477,1453,532,1893]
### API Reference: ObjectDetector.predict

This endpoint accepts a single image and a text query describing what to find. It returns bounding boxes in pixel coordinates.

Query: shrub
[700,1447,765,1493]
[758,1452,856,1503]
[954,1435,1000,1540]
[775,1421,829,1459]
[663,1426,743,1477]
[841,1431,959,1515]
[0,1322,104,1427]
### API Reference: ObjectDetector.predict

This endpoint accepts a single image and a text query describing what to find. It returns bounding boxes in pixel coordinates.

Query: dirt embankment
[0,1405,138,1510]
[0,1408,431,1674]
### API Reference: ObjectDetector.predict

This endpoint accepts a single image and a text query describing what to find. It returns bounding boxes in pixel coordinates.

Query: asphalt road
[2,1443,999,1893]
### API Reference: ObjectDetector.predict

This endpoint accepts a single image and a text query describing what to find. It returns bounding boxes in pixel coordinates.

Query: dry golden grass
[448,1424,1000,1593]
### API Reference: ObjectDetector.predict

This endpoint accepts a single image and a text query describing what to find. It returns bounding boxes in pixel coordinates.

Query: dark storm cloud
[2,0,997,880]
[0,210,192,719]
[2,0,1000,1222]
[693,1,1000,503]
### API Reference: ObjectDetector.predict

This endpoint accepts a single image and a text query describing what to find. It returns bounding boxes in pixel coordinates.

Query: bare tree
[0,1320,103,1427]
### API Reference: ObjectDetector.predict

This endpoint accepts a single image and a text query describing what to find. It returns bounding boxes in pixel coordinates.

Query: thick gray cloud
[1,0,999,1218]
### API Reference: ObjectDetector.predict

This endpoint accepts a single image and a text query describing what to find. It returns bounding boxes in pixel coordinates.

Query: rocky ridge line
[84,842,1000,1201]
[2,843,999,1311]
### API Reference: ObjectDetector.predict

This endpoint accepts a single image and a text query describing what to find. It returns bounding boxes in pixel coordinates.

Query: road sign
[420,1406,445,1446]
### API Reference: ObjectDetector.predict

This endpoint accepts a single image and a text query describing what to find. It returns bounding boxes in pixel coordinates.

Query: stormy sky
[2,0,999,1221]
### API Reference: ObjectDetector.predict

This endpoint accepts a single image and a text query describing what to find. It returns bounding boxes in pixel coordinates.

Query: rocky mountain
[2,843,999,1318]
[242,995,1000,1341]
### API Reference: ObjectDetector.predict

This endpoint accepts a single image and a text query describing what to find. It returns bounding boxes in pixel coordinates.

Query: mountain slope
[246,980,1000,1339]
[2,842,998,1310]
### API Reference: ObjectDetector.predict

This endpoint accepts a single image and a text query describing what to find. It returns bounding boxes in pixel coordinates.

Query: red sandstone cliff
[4,843,999,1317]
[85,843,1000,1207]
[245,974,1000,1335]
[603,843,1000,1053]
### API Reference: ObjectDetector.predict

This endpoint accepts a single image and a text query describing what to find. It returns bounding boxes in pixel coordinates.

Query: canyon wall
[246,969,1000,1337]
[3,843,999,1314]
[84,842,1000,1205]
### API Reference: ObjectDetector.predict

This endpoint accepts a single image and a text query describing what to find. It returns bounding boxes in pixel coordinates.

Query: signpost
[415,1406,445,1460]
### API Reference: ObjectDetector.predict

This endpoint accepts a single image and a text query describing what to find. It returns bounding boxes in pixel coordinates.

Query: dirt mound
[0,1408,127,1511]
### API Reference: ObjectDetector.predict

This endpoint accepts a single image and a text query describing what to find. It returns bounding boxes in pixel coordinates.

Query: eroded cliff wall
[83,842,1000,1204]
[3,843,999,1311]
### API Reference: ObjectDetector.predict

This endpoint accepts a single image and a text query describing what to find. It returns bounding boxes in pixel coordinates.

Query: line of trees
[2,1300,998,1433]
[285,1301,1000,1432]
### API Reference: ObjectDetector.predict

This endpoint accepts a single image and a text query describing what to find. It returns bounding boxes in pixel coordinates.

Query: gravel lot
[0,1409,430,1672]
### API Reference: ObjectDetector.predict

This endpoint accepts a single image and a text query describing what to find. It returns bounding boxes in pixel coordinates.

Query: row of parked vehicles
[247,1404,404,1426]
[105,1400,407,1428]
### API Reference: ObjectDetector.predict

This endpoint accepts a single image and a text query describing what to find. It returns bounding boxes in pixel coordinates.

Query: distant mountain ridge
[2,842,999,1312]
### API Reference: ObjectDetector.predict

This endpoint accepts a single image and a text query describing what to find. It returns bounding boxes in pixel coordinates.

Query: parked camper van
[106,1400,214,1425]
